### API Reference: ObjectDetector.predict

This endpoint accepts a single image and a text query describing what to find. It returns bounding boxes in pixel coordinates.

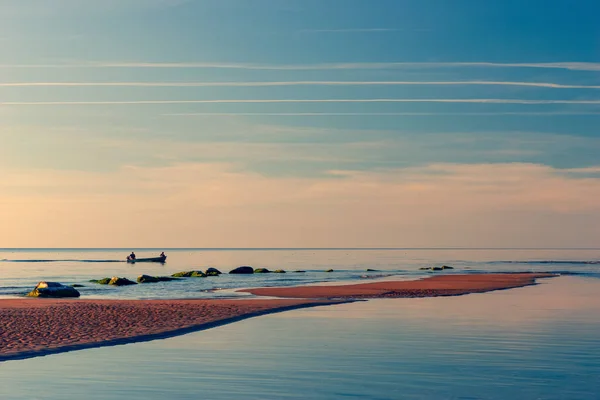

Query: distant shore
[0,273,555,362]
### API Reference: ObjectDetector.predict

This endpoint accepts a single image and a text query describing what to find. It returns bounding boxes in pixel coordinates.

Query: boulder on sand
[137,275,179,283]
[205,268,222,276]
[229,266,254,274]
[108,277,137,286]
[172,271,206,278]
[27,282,80,298]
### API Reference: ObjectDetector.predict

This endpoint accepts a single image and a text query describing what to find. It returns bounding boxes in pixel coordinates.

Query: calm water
[1,276,599,399]
[1,248,599,299]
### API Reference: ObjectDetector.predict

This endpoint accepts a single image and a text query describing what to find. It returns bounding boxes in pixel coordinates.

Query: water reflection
[1,276,599,399]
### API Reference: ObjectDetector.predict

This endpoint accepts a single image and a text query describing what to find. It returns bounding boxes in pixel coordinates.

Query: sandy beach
[0,273,554,362]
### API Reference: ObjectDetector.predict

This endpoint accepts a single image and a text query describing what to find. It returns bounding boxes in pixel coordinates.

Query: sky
[0,0,599,248]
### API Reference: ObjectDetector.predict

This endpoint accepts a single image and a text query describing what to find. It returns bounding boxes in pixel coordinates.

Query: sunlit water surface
[1,276,599,399]
[1,248,599,299]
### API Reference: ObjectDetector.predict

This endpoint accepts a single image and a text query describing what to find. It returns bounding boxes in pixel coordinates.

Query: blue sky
[1,0,599,247]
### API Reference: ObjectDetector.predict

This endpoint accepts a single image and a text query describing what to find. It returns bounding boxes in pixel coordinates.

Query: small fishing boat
[127,255,167,264]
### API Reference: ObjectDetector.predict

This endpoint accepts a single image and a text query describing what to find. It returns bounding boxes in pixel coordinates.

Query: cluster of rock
[419,265,454,271]
[26,266,339,298]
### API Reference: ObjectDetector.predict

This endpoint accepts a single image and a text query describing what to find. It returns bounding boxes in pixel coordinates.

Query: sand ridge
[239,273,556,298]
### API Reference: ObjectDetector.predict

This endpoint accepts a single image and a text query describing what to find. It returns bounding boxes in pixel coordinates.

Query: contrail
[1,81,599,89]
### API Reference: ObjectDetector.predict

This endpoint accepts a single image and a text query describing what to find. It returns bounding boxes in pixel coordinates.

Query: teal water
[1,276,599,399]
[1,248,599,299]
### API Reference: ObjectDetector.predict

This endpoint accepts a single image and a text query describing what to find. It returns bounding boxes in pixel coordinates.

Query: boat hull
[127,256,166,264]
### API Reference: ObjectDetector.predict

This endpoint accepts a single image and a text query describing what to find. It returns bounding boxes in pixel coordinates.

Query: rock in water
[90,277,112,285]
[205,268,222,276]
[254,268,271,274]
[172,271,206,278]
[325,269,334,273]
[274,269,286,274]
[442,265,454,270]
[229,266,254,274]
[108,277,137,286]
[137,275,160,283]
[27,282,80,298]
[137,275,180,283]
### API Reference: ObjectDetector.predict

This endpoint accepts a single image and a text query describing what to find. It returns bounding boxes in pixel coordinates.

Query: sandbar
[240,273,556,299]
[0,298,341,362]
[0,273,555,362]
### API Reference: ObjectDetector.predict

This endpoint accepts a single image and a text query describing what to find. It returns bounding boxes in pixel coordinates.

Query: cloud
[163,112,600,117]
[2,61,599,71]
[2,81,599,89]
[2,99,600,106]
[2,162,600,247]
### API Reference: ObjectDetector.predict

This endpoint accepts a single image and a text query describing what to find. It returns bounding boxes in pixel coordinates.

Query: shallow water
[1,276,599,399]
[1,248,599,299]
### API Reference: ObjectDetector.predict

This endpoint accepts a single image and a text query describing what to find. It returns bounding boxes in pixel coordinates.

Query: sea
[0,248,599,299]
[1,248,600,399]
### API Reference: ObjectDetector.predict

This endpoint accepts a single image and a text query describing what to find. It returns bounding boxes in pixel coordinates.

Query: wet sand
[240,273,556,299]
[0,273,555,362]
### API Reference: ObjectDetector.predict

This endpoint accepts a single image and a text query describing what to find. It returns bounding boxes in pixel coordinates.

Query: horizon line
[1,247,599,251]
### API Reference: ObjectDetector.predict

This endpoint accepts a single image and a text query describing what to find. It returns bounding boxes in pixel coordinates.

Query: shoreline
[0,273,556,362]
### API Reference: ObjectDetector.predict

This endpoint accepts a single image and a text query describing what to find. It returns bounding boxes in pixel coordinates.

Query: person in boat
[160,252,166,259]
[129,251,136,260]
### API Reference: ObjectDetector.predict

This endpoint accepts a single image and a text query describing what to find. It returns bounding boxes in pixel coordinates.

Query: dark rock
[205,268,222,276]
[27,282,80,298]
[366,269,380,272]
[172,271,206,278]
[294,270,306,273]
[254,268,271,274]
[137,275,178,283]
[108,277,137,286]
[442,265,454,270]
[274,269,286,273]
[229,266,254,274]
[137,274,160,283]
[70,284,85,288]
[431,267,443,271]
[325,269,334,273]
[89,277,112,285]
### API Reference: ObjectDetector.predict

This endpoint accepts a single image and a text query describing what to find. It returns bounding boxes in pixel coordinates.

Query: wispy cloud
[2,61,598,71]
[2,81,600,89]
[163,112,600,117]
[3,99,600,106]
